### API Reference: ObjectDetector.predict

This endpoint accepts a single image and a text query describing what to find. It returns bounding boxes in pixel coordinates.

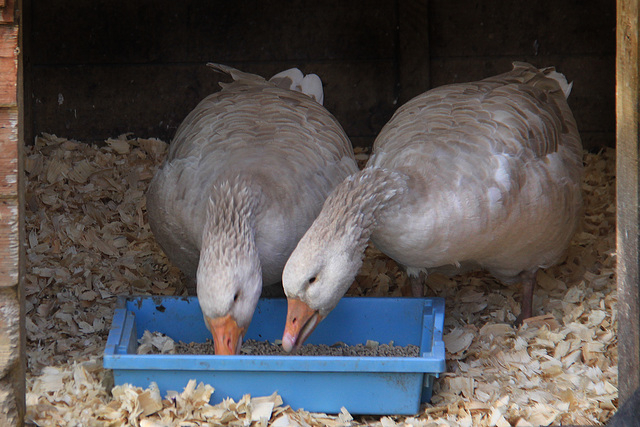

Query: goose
[280,62,583,352]
[146,63,358,355]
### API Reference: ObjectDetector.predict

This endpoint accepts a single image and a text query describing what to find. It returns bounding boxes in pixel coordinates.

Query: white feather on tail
[270,68,325,105]
[545,70,573,99]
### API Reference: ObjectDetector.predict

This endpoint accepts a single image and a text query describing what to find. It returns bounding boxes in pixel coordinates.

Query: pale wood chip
[23,138,619,425]
[444,328,475,354]
[522,313,560,330]
[478,323,513,338]
[67,159,97,183]
[138,383,163,416]
[106,136,132,154]
[46,158,70,184]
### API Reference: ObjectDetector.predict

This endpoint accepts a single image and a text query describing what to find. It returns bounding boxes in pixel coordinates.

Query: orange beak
[206,314,246,355]
[282,298,323,352]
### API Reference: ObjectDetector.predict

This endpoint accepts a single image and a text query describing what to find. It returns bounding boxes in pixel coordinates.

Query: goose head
[281,225,366,352]
[281,168,408,352]
[197,248,262,355]
[197,182,262,355]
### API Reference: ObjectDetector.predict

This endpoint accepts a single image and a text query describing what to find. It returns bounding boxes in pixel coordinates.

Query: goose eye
[308,276,317,284]
[233,292,239,302]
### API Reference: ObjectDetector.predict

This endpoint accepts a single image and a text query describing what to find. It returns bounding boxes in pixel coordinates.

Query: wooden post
[0,0,24,424]
[617,0,640,406]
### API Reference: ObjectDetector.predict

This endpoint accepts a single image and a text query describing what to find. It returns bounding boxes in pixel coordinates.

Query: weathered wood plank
[16,3,27,424]
[20,0,32,146]
[0,199,18,288]
[0,0,14,24]
[0,381,19,425]
[0,56,19,106]
[0,2,23,422]
[0,108,18,197]
[0,287,20,379]
[0,24,17,57]
[0,282,23,425]
[0,25,17,106]
[616,0,640,406]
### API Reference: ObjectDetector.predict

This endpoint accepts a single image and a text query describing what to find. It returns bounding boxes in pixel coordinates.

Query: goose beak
[206,314,245,355]
[282,298,323,352]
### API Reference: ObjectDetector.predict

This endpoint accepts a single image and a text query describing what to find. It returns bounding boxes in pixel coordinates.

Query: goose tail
[511,62,573,99]
[543,69,573,99]
[269,68,325,105]
[206,62,267,87]
[206,63,324,104]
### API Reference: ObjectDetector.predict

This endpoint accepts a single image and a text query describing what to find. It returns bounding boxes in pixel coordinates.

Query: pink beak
[282,298,323,352]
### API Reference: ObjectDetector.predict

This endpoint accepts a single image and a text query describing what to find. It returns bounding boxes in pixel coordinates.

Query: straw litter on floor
[24,134,617,426]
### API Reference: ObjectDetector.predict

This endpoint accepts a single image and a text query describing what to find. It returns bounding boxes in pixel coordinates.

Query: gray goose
[280,62,583,352]
[146,63,358,354]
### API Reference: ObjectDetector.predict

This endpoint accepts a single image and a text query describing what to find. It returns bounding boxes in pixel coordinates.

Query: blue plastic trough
[104,296,446,415]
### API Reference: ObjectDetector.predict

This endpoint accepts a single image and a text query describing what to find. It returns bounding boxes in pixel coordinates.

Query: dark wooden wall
[24,0,614,150]
[428,1,615,150]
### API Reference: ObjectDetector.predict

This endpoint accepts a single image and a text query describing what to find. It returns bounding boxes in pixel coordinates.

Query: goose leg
[408,270,427,297]
[515,270,536,326]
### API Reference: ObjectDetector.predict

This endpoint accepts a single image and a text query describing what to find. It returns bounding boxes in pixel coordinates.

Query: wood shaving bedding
[24,135,617,426]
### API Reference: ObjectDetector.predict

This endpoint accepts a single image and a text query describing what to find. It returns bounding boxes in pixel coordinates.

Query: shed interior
[23,0,615,150]
[20,1,622,425]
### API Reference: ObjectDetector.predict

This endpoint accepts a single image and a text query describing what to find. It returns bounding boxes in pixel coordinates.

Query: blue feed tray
[104,296,446,415]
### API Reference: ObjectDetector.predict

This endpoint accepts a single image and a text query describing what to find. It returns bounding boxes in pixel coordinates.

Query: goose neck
[201,179,261,260]
[322,167,408,243]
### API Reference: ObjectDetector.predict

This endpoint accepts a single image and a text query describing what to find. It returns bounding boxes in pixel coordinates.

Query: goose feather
[281,62,583,351]
[146,63,357,354]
